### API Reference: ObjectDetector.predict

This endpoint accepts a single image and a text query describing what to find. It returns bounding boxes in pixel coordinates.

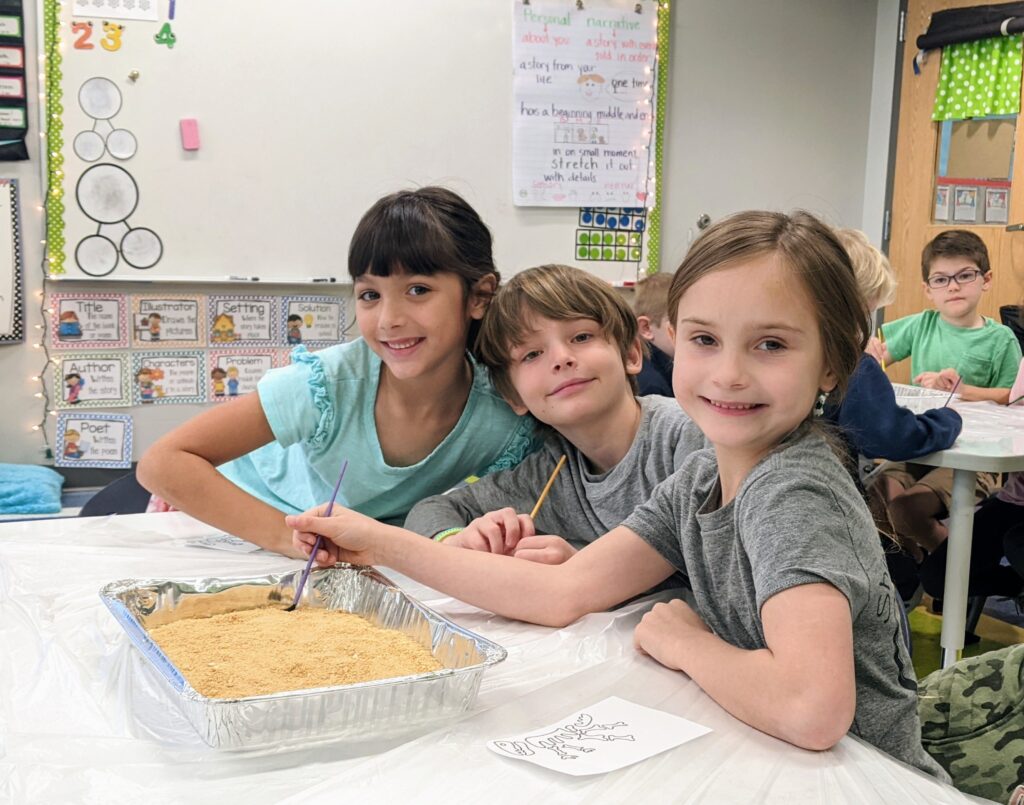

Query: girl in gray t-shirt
[289,211,947,780]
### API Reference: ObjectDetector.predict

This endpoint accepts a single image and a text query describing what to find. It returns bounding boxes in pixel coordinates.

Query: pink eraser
[180,118,200,151]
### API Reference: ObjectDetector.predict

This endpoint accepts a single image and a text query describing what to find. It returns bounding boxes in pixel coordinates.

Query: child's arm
[864,336,891,367]
[931,368,1010,404]
[289,506,676,627]
[137,393,300,556]
[634,583,855,750]
[404,449,554,539]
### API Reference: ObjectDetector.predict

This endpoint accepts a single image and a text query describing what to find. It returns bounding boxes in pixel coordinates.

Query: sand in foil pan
[149,606,442,698]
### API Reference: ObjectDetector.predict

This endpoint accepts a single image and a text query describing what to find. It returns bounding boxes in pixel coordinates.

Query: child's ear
[820,368,838,396]
[625,337,644,376]
[981,270,993,291]
[636,315,655,341]
[468,273,498,320]
[503,389,530,416]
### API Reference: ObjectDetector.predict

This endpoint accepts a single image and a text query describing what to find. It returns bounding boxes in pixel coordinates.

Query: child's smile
[672,252,835,479]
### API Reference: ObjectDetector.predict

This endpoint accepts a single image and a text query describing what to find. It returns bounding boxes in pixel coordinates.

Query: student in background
[405,264,704,562]
[632,272,675,397]
[864,230,1021,553]
[920,355,1024,602]
[826,229,962,590]
[137,187,535,556]
[291,211,945,778]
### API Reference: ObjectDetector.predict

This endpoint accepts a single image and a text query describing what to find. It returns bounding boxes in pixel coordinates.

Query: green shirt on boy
[881,310,1021,388]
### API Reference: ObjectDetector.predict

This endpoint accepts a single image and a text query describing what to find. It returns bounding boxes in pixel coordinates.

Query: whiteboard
[44,0,661,285]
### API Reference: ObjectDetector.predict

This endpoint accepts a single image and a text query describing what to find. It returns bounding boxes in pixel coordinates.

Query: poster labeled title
[512,4,659,207]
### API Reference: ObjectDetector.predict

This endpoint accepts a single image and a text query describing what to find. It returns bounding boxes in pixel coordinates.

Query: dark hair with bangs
[348,187,499,349]
[477,264,640,402]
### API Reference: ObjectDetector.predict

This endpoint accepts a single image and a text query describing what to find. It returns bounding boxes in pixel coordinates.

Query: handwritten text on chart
[513,5,659,206]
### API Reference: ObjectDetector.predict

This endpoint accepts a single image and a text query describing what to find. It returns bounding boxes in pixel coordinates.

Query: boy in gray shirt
[406,264,704,559]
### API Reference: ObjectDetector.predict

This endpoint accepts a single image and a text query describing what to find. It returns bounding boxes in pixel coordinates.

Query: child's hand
[633,599,711,672]
[936,368,961,391]
[914,371,946,389]
[512,535,577,564]
[448,507,535,554]
[865,336,889,365]
[286,504,382,567]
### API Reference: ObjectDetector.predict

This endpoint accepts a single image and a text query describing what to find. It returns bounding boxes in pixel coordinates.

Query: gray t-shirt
[405,395,706,547]
[623,427,947,779]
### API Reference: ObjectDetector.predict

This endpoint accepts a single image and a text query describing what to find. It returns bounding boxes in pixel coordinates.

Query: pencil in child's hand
[942,372,958,405]
[877,328,886,372]
[529,455,567,519]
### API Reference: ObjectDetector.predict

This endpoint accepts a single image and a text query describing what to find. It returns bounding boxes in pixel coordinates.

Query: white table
[912,401,1024,668]
[0,513,983,804]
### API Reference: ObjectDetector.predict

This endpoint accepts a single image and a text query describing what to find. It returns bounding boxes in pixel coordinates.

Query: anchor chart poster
[512,4,659,207]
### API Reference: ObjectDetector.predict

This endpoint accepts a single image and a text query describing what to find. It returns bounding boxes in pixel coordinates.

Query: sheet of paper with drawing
[487,696,710,776]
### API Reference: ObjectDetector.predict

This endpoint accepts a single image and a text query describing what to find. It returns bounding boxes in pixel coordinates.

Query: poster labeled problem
[513,3,659,207]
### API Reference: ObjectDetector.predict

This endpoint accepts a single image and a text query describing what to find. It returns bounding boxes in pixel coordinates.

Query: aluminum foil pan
[99,565,507,750]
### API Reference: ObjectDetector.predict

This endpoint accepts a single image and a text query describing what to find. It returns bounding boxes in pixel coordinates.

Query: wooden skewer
[1008,393,1024,406]
[942,377,962,407]
[529,455,567,519]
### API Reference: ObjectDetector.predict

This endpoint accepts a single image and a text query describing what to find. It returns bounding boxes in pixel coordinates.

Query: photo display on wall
[54,351,130,408]
[55,411,132,468]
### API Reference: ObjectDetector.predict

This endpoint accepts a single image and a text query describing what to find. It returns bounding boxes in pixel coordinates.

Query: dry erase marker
[227,275,260,281]
[310,277,337,283]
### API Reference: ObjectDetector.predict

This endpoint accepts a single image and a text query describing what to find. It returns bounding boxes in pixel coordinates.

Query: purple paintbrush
[286,458,348,612]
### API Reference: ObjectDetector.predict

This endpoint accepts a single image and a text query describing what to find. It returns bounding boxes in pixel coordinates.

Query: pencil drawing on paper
[493,713,635,760]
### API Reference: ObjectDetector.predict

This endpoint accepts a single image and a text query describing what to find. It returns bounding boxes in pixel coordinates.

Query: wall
[1,1,893,467]
[659,0,880,266]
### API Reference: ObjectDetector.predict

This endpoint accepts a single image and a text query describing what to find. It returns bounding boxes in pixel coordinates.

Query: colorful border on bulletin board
[0,178,23,342]
[207,295,281,348]
[131,350,208,405]
[131,294,206,348]
[207,349,281,402]
[644,0,670,276]
[53,351,131,409]
[55,411,133,468]
[42,0,64,275]
[48,291,128,349]
[281,295,346,348]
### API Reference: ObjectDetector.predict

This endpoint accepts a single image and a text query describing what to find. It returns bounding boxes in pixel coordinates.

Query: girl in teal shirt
[137,188,535,555]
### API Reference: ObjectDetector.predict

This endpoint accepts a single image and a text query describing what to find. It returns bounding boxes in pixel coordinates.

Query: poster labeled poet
[512,3,659,207]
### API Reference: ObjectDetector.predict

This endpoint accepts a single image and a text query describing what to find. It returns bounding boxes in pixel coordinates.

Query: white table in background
[0,513,982,804]
[911,401,1024,668]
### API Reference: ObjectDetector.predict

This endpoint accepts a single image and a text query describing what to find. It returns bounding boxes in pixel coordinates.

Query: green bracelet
[433,527,463,543]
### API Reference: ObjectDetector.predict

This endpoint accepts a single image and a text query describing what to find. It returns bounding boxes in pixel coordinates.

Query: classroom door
[888,0,1024,384]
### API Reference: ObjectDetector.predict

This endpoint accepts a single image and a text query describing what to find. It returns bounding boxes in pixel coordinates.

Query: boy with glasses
[865,230,1021,555]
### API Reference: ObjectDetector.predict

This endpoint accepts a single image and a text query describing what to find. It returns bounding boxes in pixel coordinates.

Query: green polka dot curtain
[933,35,1024,120]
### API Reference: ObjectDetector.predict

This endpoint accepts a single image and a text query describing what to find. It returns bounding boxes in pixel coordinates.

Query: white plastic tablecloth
[0,513,988,804]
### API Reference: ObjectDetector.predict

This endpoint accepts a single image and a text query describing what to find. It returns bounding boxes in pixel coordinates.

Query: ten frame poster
[0,178,22,343]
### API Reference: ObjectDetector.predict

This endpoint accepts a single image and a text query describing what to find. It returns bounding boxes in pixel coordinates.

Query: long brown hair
[667,210,868,400]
